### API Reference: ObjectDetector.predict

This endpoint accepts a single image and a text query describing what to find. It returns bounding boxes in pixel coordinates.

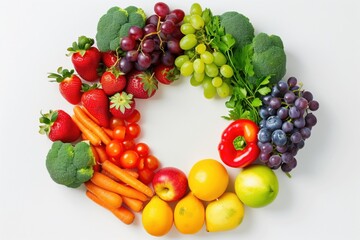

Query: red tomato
[135,142,150,157]
[125,109,141,123]
[122,139,135,150]
[145,155,160,171]
[113,125,126,141]
[119,150,139,169]
[109,117,126,130]
[138,168,155,185]
[106,140,124,158]
[126,123,141,139]
[137,157,146,170]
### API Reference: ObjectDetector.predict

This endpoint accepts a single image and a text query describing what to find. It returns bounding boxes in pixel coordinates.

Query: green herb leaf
[257,86,271,95]
[251,98,262,107]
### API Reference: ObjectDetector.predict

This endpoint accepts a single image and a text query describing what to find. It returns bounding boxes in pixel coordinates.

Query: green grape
[203,78,217,99]
[220,64,234,78]
[175,55,190,68]
[200,51,214,64]
[180,60,194,76]
[213,51,227,66]
[190,14,204,30]
[195,43,206,54]
[211,76,223,88]
[190,3,202,15]
[217,82,231,98]
[184,50,196,59]
[190,75,202,86]
[183,15,191,23]
[180,34,197,50]
[180,23,196,35]
[205,63,219,77]
[193,58,205,74]
[193,72,205,82]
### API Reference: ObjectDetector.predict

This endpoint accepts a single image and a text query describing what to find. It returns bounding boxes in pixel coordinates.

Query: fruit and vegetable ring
[39,2,319,236]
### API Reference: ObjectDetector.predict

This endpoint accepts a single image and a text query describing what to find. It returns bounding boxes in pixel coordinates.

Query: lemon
[142,196,173,236]
[174,192,205,234]
[188,159,229,201]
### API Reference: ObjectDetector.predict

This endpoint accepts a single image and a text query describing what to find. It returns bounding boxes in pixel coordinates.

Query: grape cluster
[257,77,319,173]
[119,2,185,73]
[175,3,233,99]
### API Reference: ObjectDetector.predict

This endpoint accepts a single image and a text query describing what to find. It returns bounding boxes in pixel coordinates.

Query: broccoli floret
[45,141,95,188]
[251,32,286,83]
[220,11,255,50]
[96,6,146,52]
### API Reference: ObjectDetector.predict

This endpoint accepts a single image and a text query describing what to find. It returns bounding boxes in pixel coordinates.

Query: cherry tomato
[125,109,141,123]
[137,157,146,170]
[126,122,141,139]
[113,125,126,141]
[106,140,124,158]
[145,155,160,171]
[109,117,126,130]
[119,150,139,169]
[122,139,135,150]
[138,168,155,185]
[135,142,150,157]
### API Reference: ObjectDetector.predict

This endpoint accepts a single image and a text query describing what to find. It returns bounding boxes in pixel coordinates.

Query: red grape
[154,2,170,20]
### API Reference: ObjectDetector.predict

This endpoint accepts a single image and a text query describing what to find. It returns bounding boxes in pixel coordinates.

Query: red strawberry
[67,36,101,82]
[154,64,180,85]
[125,70,158,99]
[39,110,80,142]
[101,51,118,68]
[100,70,126,96]
[48,67,83,104]
[109,92,136,119]
[81,88,111,127]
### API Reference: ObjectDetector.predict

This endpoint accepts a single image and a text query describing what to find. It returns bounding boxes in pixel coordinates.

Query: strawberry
[81,88,111,128]
[101,51,118,68]
[48,67,83,104]
[109,92,136,119]
[154,64,180,85]
[100,70,126,96]
[67,36,101,82]
[39,110,80,142]
[125,70,158,99]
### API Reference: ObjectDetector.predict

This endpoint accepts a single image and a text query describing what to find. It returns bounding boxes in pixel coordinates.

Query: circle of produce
[38,1,320,237]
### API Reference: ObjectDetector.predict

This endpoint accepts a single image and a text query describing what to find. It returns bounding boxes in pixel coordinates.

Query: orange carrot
[102,160,154,198]
[91,172,148,201]
[85,181,122,208]
[86,191,135,225]
[72,115,102,146]
[122,196,144,212]
[73,105,111,145]
[102,127,114,139]
[94,145,108,163]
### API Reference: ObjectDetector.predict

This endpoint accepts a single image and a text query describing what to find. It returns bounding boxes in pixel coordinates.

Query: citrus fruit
[174,192,205,234]
[141,196,173,236]
[188,159,229,201]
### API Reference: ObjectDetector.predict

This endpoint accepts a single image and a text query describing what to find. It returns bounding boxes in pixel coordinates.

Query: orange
[174,192,205,234]
[188,159,229,201]
[142,196,173,236]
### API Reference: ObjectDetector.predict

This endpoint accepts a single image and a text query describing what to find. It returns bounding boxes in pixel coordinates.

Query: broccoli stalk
[46,141,95,188]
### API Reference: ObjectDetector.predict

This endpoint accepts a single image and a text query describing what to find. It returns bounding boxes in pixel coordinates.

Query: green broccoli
[96,6,146,52]
[46,141,95,188]
[220,11,255,50]
[251,32,286,83]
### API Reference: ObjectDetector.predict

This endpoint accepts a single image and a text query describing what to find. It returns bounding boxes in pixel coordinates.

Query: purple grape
[143,24,157,35]
[294,117,306,128]
[141,39,155,53]
[301,90,313,101]
[146,14,160,26]
[272,129,287,146]
[276,145,288,153]
[269,97,281,109]
[126,50,139,62]
[166,38,183,55]
[161,20,176,34]
[137,52,152,69]
[259,152,270,163]
[290,132,303,144]
[284,91,296,104]
[265,116,283,131]
[305,113,317,127]
[282,121,294,133]
[268,155,282,169]
[289,106,301,118]
[300,127,311,139]
[295,97,308,110]
[165,13,179,24]
[128,26,144,40]
[281,152,294,164]
[121,36,136,51]
[118,58,133,73]
[259,107,269,119]
[161,51,175,66]
[151,51,161,65]
[277,107,289,120]
[271,85,281,97]
[260,142,273,154]
[258,128,272,143]
[296,140,305,149]
[287,77,297,87]
[309,100,319,111]
[267,106,277,116]
[262,95,272,105]
[277,81,289,93]
[171,27,184,39]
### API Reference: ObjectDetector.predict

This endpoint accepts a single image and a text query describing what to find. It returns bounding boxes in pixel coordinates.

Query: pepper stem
[233,136,247,151]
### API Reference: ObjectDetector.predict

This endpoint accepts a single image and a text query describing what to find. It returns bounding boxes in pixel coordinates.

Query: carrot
[73,105,111,145]
[122,196,144,212]
[91,172,148,201]
[72,115,101,146]
[85,181,122,208]
[102,127,114,139]
[102,168,139,179]
[102,160,154,198]
[94,145,108,163]
[86,191,135,225]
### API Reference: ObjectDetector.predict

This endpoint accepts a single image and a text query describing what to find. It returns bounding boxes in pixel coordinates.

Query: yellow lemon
[188,159,229,201]
[174,192,205,234]
[142,196,173,236]
[205,192,245,232]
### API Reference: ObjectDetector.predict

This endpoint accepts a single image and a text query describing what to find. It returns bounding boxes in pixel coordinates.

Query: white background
[1,0,359,239]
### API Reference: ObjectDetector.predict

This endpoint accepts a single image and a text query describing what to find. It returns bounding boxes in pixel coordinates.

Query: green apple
[234,164,279,208]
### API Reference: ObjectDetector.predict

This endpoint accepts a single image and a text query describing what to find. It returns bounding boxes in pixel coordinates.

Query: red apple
[152,167,188,202]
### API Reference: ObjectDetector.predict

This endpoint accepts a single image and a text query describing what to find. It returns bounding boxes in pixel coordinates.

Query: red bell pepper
[218,119,260,168]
